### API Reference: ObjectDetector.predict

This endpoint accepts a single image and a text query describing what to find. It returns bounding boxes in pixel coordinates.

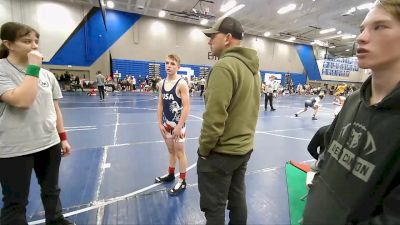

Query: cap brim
[202,28,219,37]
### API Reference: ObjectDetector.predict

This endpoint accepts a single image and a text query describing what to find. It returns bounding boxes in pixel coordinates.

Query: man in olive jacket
[197,17,261,225]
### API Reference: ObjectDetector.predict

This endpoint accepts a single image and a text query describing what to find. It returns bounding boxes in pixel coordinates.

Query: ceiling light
[106,0,114,9]
[286,37,296,42]
[158,10,166,17]
[346,49,350,52]
[313,40,328,47]
[220,0,237,13]
[357,3,374,10]
[222,4,245,17]
[342,34,357,39]
[192,8,198,13]
[263,32,271,37]
[277,4,296,15]
[200,18,208,25]
[345,7,356,14]
[329,45,336,48]
[320,28,336,34]
[337,30,342,34]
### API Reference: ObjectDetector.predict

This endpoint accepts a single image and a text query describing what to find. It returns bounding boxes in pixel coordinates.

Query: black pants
[264,93,274,110]
[198,150,252,225]
[200,85,205,96]
[0,144,64,225]
[98,85,105,100]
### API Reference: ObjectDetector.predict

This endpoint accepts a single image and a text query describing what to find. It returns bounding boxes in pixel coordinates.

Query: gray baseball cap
[202,17,244,40]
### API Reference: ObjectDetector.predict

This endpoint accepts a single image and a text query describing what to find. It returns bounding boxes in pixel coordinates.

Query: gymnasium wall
[109,16,305,74]
[0,0,91,61]
[1,0,306,81]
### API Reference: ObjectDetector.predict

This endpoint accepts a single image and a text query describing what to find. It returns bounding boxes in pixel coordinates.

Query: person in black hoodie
[302,0,400,224]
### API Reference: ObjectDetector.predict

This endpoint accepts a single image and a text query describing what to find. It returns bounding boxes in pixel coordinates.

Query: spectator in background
[96,71,105,101]
[199,77,206,97]
[64,71,71,91]
[59,73,65,91]
[132,76,136,91]
[73,75,83,92]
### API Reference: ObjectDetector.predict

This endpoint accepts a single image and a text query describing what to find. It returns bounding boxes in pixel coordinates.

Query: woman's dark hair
[0,22,39,59]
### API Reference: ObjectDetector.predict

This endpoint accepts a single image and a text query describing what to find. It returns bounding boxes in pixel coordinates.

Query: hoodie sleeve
[359,183,400,225]
[308,125,329,160]
[198,66,233,156]
[324,96,350,147]
[324,113,339,147]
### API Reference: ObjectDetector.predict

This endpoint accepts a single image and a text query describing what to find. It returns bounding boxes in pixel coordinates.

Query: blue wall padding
[295,44,321,81]
[112,59,306,86]
[45,8,141,66]
[112,59,211,79]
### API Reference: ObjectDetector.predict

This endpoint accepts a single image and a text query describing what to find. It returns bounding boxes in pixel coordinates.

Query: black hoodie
[303,76,400,224]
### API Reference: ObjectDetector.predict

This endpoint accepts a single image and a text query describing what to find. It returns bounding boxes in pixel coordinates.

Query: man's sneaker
[271,108,276,111]
[46,218,76,225]
[312,116,318,120]
[155,173,175,183]
[168,180,186,196]
[294,113,298,117]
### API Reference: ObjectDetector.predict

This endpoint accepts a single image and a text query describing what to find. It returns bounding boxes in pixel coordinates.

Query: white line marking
[65,128,97,132]
[64,126,96,129]
[93,146,109,225]
[61,107,158,110]
[102,163,111,169]
[96,206,104,225]
[70,127,316,152]
[256,131,311,141]
[189,115,203,121]
[113,113,119,146]
[261,127,320,133]
[101,137,200,149]
[28,163,198,225]
[102,119,201,127]
[61,98,157,104]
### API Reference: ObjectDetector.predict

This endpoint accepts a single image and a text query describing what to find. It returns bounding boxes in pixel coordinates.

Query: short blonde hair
[166,54,181,66]
[375,0,400,21]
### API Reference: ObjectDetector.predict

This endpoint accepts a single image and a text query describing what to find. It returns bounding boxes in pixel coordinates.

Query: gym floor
[1,92,337,225]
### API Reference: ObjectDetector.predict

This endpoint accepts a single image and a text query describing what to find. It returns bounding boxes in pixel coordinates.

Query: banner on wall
[264,73,282,83]
[178,67,194,81]
[321,57,359,77]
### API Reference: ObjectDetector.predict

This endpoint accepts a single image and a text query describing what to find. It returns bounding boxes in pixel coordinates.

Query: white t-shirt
[96,74,105,86]
[263,81,273,93]
[0,59,62,158]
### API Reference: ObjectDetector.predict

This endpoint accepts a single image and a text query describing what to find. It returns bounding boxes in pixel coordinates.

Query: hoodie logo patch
[327,122,377,182]
[347,129,362,149]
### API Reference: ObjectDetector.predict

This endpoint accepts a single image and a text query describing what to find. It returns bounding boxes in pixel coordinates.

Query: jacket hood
[220,46,259,75]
